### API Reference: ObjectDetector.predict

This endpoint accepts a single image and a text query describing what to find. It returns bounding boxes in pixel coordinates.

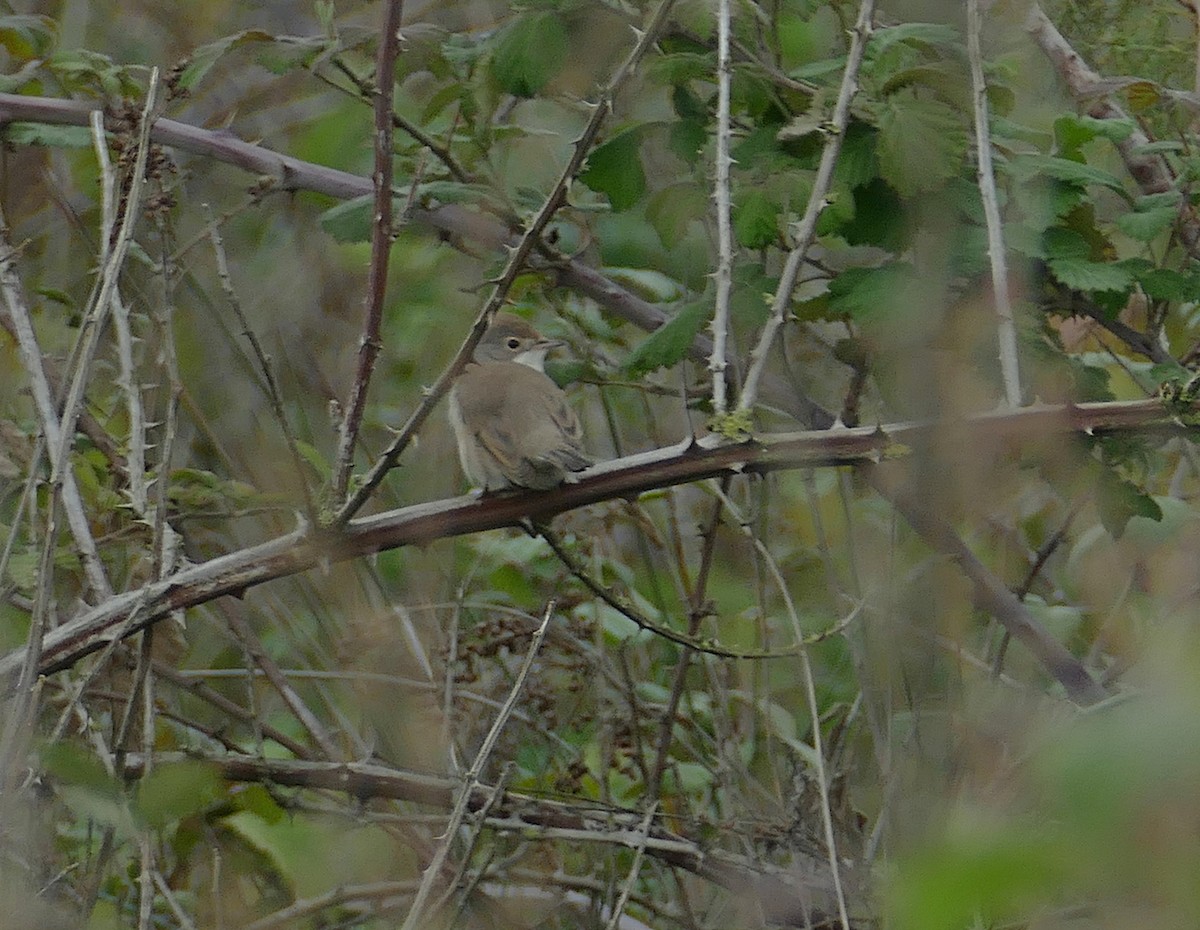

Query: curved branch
[1,397,1176,699]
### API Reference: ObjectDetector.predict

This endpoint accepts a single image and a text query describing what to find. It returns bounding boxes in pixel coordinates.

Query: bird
[448,313,591,492]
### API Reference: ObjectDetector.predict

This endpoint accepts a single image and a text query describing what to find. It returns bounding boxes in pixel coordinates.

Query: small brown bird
[448,313,591,492]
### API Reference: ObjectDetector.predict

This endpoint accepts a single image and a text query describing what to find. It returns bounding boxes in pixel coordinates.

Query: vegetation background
[2,0,1200,927]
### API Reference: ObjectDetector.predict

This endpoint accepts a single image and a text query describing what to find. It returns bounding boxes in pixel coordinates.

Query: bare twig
[332,0,406,501]
[710,484,853,930]
[710,0,734,415]
[117,750,850,926]
[53,70,159,505]
[207,210,318,520]
[217,599,341,760]
[398,601,553,930]
[968,0,1022,407]
[604,802,659,930]
[0,210,112,597]
[92,114,149,514]
[737,0,876,414]
[647,485,726,799]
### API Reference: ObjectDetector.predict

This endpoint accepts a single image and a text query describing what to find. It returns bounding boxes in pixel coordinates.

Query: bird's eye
[506,337,521,350]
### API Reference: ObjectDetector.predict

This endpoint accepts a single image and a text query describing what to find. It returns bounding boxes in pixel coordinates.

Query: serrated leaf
[1097,472,1162,539]
[646,182,707,248]
[1054,113,1136,152]
[491,11,567,98]
[990,116,1053,146]
[624,300,708,377]
[1133,267,1196,301]
[733,189,779,249]
[648,51,713,86]
[178,30,276,91]
[877,92,968,197]
[1134,191,1182,211]
[1115,206,1177,242]
[1012,153,1128,196]
[1046,258,1133,293]
[868,21,960,58]
[828,263,920,321]
[1043,226,1092,261]
[1131,140,1183,156]
[580,127,646,212]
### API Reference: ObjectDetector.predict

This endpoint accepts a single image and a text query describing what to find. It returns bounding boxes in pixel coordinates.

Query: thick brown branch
[0,398,1179,697]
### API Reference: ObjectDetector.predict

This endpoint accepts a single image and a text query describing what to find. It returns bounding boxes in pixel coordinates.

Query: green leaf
[1,122,93,148]
[1011,153,1128,196]
[0,14,58,60]
[646,182,708,248]
[877,92,968,197]
[178,30,276,91]
[1042,226,1092,261]
[733,189,779,249]
[135,761,224,828]
[1134,191,1182,211]
[1046,258,1133,293]
[580,127,646,212]
[491,11,568,98]
[603,267,686,302]
[1054,113,1136,153]
[1133,266,1195,301]
[868,21,960,59]
[624,300,708,377]
[319,195,372,243]
[1096,473,1163,539]
[828,263,920,321]
[842,178,907,251]
[834,123,879,190]
[40,742,120,796]
[668,116,707,165]
[648,51,712,86]
[1115,206,1177,242]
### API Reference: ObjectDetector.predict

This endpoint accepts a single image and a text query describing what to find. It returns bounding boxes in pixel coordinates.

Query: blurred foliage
[1,0,1200,929]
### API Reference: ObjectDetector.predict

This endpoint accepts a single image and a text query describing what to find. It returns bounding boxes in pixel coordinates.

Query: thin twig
[52,69,159,501]
[710,0,734,415]
[0,210,112,597]
[331,0,680,525]
[647,484,727,800]
[331,0,406,501]
[0,501,55,791]
[217,599,341,759]
[737,0,875,414]
[536,523,842,660]
[397,601,554,930]
[968,0,1022,407]
[604,802,659,930]
[709,484,852,930]
[206,209,318,521]
[93,113,149,515]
